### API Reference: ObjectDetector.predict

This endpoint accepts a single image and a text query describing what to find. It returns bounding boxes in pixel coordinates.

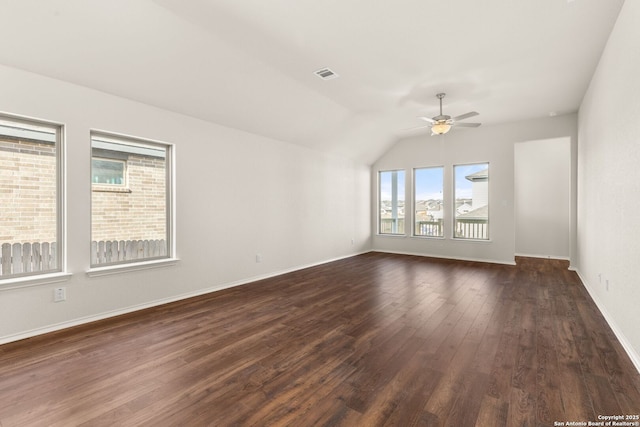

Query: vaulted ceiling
[0,0,625,163]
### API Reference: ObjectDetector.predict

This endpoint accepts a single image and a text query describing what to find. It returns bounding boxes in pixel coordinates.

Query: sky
[415,167,443,201]
[379,170,405,201]
[380,163,488,201]
[455,163,488,199]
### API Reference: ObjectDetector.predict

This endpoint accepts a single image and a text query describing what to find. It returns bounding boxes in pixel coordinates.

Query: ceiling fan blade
[419,116,435,123]
[403,124,432,132]
[452,111,479,121]
[454,122,481,128]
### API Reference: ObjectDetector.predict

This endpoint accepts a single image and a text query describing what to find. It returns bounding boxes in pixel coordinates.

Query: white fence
[0,242,57,277]
[0,239,166,277]
[91,239,166,265]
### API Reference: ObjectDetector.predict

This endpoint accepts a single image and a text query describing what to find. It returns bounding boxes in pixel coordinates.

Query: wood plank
[21,242,31,273]
[535,283,564,426]
[0,253,638,426]
[11,242,22,274]
[584,373,623,416]
[444,371,490,426]
[423,339,482,424]
[1,242,11,275]
[367,347,443,426]
[32,242,41,272]
[42,242,51,270]
[118,240,125,261]
[343,326,423,414]
[475,395,509,427]
[507,386,536,427]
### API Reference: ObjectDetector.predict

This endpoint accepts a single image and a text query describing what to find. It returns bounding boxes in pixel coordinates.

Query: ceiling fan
[416,93,481,135]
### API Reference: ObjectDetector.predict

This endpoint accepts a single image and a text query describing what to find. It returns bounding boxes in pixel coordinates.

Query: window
[414,167,444,237]
[454,163,489,240]
[92,158,126,186]
[90,132,173,266]
[378,170,405,235]
[0,115,63,279]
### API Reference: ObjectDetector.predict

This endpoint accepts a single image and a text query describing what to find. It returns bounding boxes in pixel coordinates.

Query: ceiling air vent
[314,68,339,80]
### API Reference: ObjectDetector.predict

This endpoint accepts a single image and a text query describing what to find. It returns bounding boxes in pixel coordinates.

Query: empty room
[1,1,639,426]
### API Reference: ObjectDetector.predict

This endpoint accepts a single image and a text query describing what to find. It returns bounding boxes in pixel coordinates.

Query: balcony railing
[415,220,443,237]
[380,218,488,239]
[455,218,488,240]
[379,218,405,234]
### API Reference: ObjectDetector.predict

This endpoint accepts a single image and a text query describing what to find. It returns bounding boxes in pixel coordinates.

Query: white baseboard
[372,249,516,266]
[514,252,570,261]
[0,251,370,345]
[575,269,640,375]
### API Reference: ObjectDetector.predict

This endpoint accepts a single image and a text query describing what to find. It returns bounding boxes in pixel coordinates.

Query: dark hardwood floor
[1,252,639,426]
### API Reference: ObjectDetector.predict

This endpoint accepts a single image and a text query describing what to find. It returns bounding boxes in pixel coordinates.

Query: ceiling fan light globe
[431,123,451,135]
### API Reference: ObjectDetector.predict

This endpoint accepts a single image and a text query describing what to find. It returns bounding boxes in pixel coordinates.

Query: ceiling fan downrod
[436,92,446,116]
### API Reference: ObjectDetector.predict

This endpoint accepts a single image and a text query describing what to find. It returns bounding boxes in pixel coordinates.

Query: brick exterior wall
[0,137,167,245]
[0,137,57,244]
[91,155,166,242]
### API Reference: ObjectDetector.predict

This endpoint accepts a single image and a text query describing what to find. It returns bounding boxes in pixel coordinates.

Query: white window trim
[89,129,175,269]
[378,169,406,236]
[0,112,66,283]
[0,272,72,291]
[86,257,179,277]
[452,162,490,241]
[412,166,445,239]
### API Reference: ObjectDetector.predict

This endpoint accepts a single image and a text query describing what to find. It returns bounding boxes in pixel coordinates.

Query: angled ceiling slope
[0,0,625,164]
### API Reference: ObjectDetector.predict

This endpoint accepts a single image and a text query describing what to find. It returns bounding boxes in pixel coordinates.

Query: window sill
[86,258,179,277]
[0,272,72,291]
[91,185,131,193]
[451,238,492,243]
[411,235,446,240]
[376,233,407,238]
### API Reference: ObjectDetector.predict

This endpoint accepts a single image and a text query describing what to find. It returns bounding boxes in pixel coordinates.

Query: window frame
[378,169,406,236]
[413,166,445,238]
[89,130,175,269]
[0,113,66,282]
[453,162,490,241]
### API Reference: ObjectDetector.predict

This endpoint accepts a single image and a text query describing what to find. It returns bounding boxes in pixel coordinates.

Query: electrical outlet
[54,287,66,302]
[351,238,354,245]
[606,279,610,292]
[256,254,262,263]
[598,273,602,283]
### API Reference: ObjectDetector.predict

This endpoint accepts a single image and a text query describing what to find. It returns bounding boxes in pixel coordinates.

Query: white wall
[576,0,640,370]
[515,138,571,259]
[0,64,371,343]
[373,114,577,265]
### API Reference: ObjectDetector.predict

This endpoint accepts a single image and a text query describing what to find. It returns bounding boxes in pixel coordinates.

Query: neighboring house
[456,202,473,215]
[380,200,405,218]
[0,130,56,244]
[0,126,166,246]
[465,168,489,210]
[455,168,489,239]
[380,200,405,233]
[429,208,443,221]
[457,204,489,221]
[91,138,166,243]
[415,200,443,220]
